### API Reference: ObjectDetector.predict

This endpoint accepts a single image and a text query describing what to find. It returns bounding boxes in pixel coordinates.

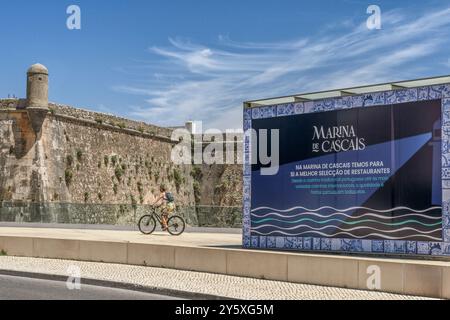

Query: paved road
[0,227,241,248]
[0,274,180,300]
[0,222,241,234]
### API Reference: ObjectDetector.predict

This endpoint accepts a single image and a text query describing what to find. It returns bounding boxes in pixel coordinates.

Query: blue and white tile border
[243,84,450,257]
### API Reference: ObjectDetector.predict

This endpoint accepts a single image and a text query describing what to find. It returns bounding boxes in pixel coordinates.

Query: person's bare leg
[162,214,168,230]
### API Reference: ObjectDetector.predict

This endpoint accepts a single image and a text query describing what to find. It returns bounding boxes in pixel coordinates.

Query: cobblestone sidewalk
[0,256,434,300]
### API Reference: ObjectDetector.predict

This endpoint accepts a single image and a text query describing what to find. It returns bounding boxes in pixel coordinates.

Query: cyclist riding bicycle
[152,184,175,231]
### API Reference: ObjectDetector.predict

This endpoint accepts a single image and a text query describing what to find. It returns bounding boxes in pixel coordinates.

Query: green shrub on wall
[173,168,182,192]
[65,169,73,186]
[193,181,201,203]
[131,194,137,210]
[66,155,74,167]
[115,166,124,181]
[191,166,203,181]
[76,150,83,162]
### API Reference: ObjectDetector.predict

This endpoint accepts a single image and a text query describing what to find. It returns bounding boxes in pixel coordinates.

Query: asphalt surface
[0,274,181,300]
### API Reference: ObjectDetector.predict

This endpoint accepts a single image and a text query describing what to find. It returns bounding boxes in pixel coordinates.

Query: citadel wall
[0,107,198,225]
[0,64,243,226]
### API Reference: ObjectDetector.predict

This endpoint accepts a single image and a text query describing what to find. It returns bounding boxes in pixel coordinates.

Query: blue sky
[1,0,450,129]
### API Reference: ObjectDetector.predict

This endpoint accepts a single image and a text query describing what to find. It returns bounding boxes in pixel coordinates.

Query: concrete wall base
[1,234,449,299]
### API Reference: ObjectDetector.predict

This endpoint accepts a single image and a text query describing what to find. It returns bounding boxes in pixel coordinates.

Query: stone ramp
[0,227,449,299]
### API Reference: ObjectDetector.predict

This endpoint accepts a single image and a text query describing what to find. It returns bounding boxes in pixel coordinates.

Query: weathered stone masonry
[0,64,195,224]
[0,64,243,226]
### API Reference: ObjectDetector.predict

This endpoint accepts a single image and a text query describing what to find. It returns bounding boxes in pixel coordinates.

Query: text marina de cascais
[312,125,366,153]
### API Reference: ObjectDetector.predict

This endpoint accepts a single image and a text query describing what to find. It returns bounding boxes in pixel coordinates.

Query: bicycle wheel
[167,215,186,236]
[138,215,157,235]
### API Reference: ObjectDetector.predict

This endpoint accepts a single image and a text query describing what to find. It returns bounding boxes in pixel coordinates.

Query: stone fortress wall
[0,64,243,227]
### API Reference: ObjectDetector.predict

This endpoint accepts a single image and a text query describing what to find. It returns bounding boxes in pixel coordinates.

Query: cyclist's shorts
[163,202,175,215]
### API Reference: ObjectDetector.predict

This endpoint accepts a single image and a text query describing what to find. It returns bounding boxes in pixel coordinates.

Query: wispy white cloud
[445,58,450,68]
[115,6,450,130]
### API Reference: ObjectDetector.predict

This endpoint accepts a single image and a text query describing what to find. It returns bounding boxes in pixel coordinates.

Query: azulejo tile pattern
[363,92,386,107]
[276,103,294,117]
[243,83,450,256]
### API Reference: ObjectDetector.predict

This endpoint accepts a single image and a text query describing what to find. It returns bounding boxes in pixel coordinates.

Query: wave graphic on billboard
[251,206,442,240]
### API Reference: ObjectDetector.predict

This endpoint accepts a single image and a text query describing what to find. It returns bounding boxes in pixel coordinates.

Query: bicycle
[138,206,186,236]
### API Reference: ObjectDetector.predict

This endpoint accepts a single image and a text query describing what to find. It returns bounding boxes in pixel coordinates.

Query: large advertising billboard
[251,100,442,242]
[243,86,450,256]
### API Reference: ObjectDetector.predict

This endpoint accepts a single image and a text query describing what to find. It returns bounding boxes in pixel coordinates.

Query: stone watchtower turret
[27,63,49,108]
[26,63,49,136]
